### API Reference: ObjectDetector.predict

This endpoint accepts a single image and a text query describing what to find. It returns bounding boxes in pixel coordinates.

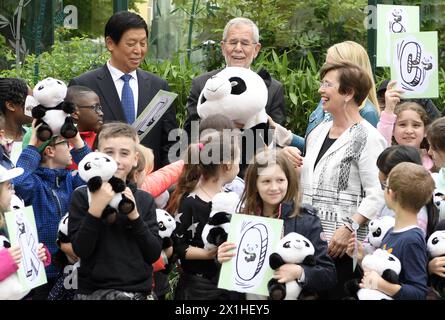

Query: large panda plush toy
[197,67,268,130]
[345,248,401,300]
[78,152,135,222]
[268,232,316,300]
[427,230,445,299]
[201,192,239,250]
[32,77,77,141]
[363,216,395,255]
[0,235,30,300]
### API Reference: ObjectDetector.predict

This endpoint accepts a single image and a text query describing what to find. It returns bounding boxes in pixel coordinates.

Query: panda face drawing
[243,243,258,262]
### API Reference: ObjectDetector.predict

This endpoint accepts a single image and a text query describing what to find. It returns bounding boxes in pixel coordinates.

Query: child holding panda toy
[167,131,242,300]
[217,150,336,299]
[347,162,433,299]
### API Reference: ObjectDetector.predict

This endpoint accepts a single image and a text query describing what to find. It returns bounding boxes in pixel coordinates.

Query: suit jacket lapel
[96,65,126,121]
[137,69,150,117]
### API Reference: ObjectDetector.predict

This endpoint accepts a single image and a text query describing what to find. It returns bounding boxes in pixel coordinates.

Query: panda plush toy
[78,152,135,222]
[0,235,30,300]
[427,230,445,299]
[196,67,268,130]
[201,192,239,250]
[156,209,177,273]
[363,216,395,255]
[32,77,77,141]
[9,195,25,211]
[345,248,401,300]
[156,209,176,249]
[268,232,316,300]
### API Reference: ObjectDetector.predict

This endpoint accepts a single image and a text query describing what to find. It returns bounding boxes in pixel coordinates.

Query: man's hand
[328,226,352,259]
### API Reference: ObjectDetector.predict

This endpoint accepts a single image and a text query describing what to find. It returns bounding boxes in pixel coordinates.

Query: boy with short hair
[68,122,161,300]
[12,120,89,299]
[360,162,433,299]
[65,86,103,170]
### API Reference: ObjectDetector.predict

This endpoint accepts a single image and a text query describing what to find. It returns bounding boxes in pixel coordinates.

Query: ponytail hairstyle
[166,131,240,214]
[240,149,301,218]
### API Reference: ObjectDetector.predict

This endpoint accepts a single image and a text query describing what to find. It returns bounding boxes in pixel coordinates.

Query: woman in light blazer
[300,61,387,299]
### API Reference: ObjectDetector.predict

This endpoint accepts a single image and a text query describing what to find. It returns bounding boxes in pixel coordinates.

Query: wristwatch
[342,216,359,232]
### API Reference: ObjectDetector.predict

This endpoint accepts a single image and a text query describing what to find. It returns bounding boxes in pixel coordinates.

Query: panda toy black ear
[382,269,399,284]
[302,255,316,266]
[257,68,271,86]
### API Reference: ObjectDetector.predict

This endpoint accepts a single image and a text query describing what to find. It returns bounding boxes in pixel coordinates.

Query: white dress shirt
[107,60,139,119]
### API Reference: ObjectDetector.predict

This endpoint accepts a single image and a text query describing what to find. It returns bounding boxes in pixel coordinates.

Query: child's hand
[164,246,173,259]
[29,119,44,147]
[89,182,116,217]
[60,242,79,263]
[8,246,22,265]
[68,131,85,150]
[37,243,48,263]
[345,232,364,264]
[204,247,217,260]
[384,80,404,113]
[360,269,382,290]
[273,263,303,283]
[217,242,236,263]
[428,256,445,277]
[122,187,139,220]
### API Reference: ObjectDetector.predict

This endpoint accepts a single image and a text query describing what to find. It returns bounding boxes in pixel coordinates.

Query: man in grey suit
[183,17,286,136]
[70,11,178,170]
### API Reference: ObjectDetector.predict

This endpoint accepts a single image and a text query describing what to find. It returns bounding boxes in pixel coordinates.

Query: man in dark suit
[70,11,178,170]
[183,17,286,136]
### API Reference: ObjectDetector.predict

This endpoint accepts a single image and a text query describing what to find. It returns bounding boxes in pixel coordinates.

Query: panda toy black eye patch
[85,163,91,170]
[283,241,290,248]
[432,237,439,245]
[229,77,246,95]
[200,95,207,105]
[38,85,44,90]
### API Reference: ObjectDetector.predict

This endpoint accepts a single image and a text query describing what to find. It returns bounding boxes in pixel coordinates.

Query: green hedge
[1,37,444,136]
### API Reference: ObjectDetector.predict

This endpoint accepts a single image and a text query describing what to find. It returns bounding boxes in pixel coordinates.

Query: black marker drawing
[235,222,269,287]
[397,40,433,91]
[243,244,258,262]
[390,9,406,33]
[16,213,40,282]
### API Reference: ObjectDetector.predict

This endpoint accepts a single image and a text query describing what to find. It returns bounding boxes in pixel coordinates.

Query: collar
[107,60,138,82]
[80,131,96,139]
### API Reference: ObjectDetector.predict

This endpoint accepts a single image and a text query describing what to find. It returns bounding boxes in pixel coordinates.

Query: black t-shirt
[314,133,337,169]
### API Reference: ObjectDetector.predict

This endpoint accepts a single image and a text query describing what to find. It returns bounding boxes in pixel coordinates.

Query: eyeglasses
[52,140,70,148]
[380,180,388,191]
[224,39,257,49]
[318,81,338,89]
[77,103,102,113]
